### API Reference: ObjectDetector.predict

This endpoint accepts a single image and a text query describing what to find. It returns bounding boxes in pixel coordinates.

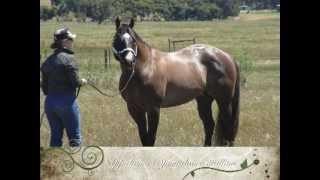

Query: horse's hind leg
[127,104,148,146]
[196,95,214,146]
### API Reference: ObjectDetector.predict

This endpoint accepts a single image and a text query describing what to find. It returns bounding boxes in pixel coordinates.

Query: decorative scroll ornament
[182,148,263,180]
[41,146,104,176]
[182,158,259,179]
[182,159,259,179]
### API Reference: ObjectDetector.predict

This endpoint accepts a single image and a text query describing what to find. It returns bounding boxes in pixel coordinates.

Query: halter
[112,29,138,61]
[110,32,138,96]
[112,46,137,58]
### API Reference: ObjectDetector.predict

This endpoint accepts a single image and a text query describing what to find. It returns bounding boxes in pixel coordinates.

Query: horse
[112,17,240,146]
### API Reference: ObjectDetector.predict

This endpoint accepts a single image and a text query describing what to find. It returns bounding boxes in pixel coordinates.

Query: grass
[40,0,51,7]
[40,11,280,147]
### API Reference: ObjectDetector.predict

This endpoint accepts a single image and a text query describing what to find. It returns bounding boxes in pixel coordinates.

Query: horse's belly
[160,85,202,108]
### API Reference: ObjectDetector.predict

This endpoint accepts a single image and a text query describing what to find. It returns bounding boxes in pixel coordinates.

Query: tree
[82,0,112,23]
[95,0,112,24]
[40,6,56,21]
[239,0,280,9]
[214,0,240,18]
[50,0,62,6]
[56,1,69,17]
[191,1,221,20]
[44,0,244,22]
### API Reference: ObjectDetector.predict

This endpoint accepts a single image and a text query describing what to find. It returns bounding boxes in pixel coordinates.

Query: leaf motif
[241,159,248,169]
[191,171,195,177]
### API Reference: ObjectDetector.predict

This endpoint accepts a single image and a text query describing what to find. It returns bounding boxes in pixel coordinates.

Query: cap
[53,27,76,41]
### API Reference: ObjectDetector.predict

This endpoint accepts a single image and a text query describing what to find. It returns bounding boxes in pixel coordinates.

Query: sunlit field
[40,11,280,147]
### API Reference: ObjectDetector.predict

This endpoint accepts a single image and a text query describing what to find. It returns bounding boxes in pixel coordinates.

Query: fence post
[173,41,175,51]
[168,38,196,52]
[104,49,108,70]
[108,48,111,67]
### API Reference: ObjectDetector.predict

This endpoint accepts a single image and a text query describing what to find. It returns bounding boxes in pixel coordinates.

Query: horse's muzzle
[125,51,135,63]
[123,51,136,68]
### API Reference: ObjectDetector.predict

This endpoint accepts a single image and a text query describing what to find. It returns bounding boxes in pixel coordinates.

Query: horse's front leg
[146,107,160,146]
[127,104,148,146]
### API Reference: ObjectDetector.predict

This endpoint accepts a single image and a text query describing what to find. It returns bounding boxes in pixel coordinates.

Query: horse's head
[112,17,137,67]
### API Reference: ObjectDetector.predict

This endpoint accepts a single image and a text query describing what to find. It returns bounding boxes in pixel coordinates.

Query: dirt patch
[240,13,279,21]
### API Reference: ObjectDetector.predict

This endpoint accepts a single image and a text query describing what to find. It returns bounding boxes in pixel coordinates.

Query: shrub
[76,12,87,23]
[61,12,76,22]
[235,50,255,87]
[40,6,56,21]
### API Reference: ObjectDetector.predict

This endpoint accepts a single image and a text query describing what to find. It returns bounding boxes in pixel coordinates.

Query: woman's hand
[80,78,88,86]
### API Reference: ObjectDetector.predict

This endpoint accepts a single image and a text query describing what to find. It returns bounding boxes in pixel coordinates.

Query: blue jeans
[45,93,82,147]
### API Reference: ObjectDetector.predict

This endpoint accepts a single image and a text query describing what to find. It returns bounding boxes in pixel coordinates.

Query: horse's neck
[136,40,152,65]
[134,40,160,82]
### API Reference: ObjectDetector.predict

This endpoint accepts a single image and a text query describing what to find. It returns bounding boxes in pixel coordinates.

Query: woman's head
[50,28,76,50]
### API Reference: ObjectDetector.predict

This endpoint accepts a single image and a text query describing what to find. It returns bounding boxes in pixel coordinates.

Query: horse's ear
[129,18,134,28]
[115,16,120,29]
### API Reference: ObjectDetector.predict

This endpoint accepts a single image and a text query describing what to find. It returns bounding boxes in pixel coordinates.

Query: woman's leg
[45,97,64,147]
[58,100,82,147]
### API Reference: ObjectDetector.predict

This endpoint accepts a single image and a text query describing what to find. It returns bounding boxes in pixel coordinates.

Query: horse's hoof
[226,141,234,147]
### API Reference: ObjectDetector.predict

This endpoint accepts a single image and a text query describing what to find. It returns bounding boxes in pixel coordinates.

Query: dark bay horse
[112,17,240,146]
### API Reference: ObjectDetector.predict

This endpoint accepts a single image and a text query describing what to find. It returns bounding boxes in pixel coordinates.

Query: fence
[104,48,112,69]
[41,39,197,70]
[40,48,113,71]
[168,38,196,52]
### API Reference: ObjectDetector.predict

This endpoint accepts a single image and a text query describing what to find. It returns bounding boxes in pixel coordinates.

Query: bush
[75,12,87,22]
[40,6,56,21]
[235,50,255,87]
[61,12,76,22]
[194,3,222,20]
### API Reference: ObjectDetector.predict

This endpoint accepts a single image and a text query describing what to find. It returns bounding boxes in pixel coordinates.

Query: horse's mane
[129,28,151,48]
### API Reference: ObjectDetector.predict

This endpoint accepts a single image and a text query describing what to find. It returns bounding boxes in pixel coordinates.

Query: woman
[41,28,87,147]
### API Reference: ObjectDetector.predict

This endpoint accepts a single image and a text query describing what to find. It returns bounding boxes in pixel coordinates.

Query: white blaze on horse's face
[121,33,131,41]
[122,33,135,63]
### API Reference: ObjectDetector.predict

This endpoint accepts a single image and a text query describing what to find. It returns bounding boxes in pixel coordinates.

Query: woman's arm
[40,61,49,95]
[40,70,49,95]
[64,55,82,88]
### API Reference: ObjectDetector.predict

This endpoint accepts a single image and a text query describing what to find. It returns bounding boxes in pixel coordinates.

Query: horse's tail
[215,60,240,146]
[230,61,240,143]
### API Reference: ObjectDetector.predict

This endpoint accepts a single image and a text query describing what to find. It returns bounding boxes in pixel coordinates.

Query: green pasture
[40,11,280,147]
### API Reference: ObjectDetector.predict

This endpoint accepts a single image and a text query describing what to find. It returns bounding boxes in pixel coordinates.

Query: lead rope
[87,62,135,97]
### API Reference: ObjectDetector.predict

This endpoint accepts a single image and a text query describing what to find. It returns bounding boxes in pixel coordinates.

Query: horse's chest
[121,82,163,109]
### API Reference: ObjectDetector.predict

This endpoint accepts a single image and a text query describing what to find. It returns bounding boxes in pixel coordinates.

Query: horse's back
[189,44,236,77]
[169,44,236,73]
[170,44,232,62]
[171,43,238,96]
